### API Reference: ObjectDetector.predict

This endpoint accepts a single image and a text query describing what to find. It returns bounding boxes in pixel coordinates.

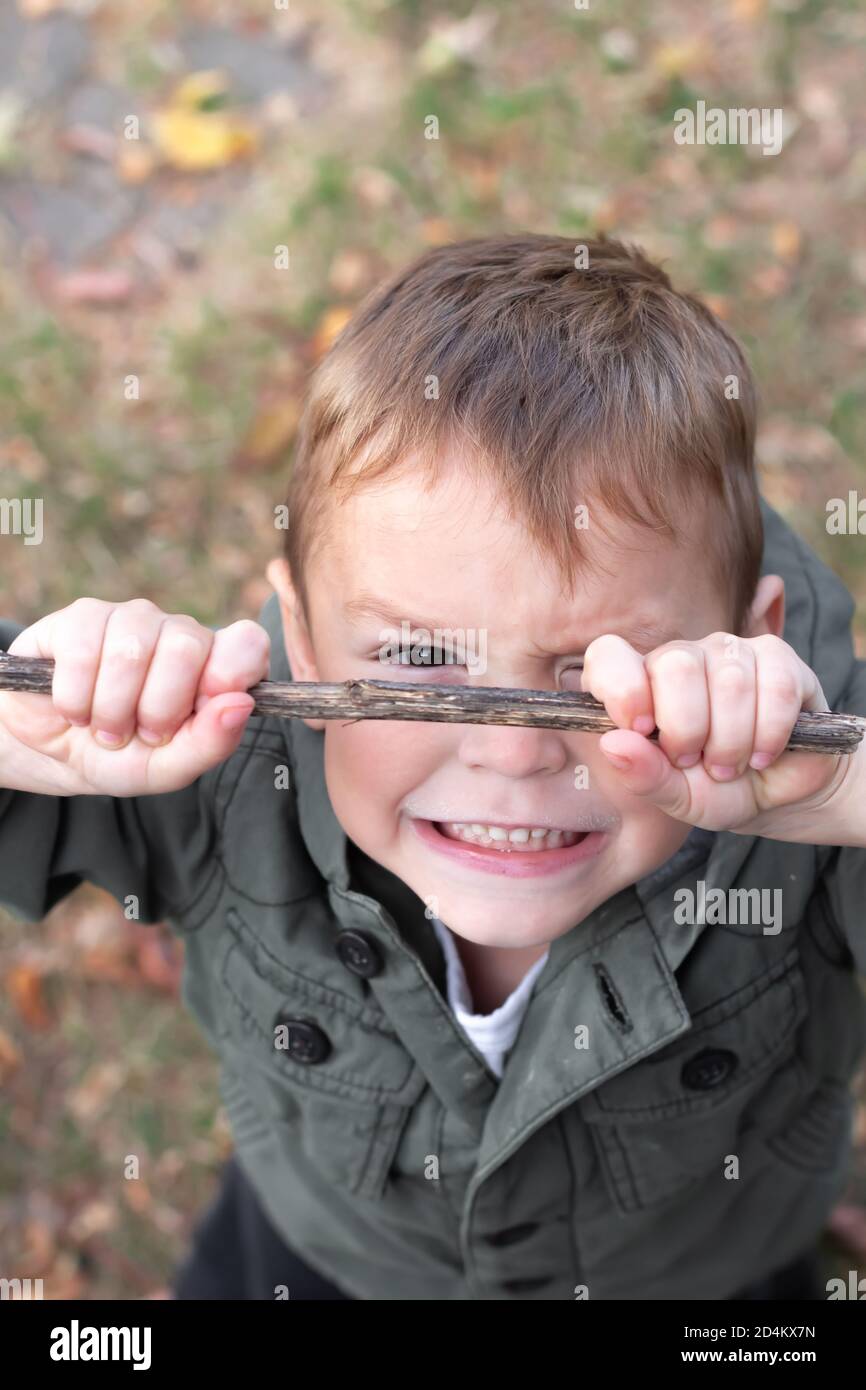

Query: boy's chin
[427,898,584,950]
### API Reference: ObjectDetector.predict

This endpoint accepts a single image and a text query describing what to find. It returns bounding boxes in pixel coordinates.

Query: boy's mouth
[436,821,585,852]
[408,816,610,878]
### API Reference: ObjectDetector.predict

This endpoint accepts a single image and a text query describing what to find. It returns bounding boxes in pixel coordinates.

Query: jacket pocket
[579,952,809,1213]
[215,906,426,1199]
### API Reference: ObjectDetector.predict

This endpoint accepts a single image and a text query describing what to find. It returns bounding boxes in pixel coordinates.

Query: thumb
[147,693,255,790]
[599,729,695,822]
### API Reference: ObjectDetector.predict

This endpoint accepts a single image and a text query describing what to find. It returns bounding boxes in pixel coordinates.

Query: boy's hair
[284,233,762,632]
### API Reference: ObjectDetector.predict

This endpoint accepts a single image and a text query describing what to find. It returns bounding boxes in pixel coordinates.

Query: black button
[500,1275,553,1293]
[486,1223,539,1247]
[335,930,383,979]
[275,1016,331,1065]
[681,1047,738,1091]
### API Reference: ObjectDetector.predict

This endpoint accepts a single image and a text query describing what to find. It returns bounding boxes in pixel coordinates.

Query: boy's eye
[381,643,457,668]
[556,660,585,692]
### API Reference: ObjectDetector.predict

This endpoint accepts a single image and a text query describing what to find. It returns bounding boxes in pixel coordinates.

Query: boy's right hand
[0,599,270,797]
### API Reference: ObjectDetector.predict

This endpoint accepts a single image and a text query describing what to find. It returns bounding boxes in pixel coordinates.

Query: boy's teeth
[439,821,582,851]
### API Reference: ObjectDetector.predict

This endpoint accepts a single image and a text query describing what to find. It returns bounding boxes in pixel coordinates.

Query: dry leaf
[54,269,135,305]
[116,143,158,184]
[419,217,455,246]
[651,40,708,80]
[5,962,52,1030]
[771,221,802,261]
[151,72,257,172]
[0,1025,22,1081]
[311,305,353,358]
[151,108,258,171]
[236,399,301,468]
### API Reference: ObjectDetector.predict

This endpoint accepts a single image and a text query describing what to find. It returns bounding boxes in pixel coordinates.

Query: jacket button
[276,1016,331,1065]
[335,930,383,979]
[486,1223,539,1247]
[681,1047,738,1091]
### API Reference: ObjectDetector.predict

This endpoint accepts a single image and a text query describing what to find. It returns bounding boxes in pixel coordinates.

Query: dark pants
[172,1156,825,1301]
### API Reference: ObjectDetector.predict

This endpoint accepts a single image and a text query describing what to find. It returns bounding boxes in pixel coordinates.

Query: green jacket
[2,498,865,1300]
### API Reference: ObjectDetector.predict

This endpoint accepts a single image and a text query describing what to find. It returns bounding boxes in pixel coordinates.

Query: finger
[581,634,655,734]
[702,635,757,780]
[750,636,828,770]
[599,729,696,821]
[644,643,710,769]
[134,617,215,747]
[195,620,271,700]
[89,600,166,749]
[145,693,256,792]
[14,599,114,727]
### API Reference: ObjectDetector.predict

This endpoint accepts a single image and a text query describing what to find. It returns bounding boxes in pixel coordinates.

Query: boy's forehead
[313,465,726,649]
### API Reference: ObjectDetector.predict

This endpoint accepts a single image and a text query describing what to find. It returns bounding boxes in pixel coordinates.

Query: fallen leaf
[311,305,353,359]
[0,1025,22,1081]
[236,399,301,468]
[771,221,802,261]
[53,269,135,305]
[116,142,158,184]
[5,963,52,1030]
[651,40,708,80]
[419,217,455,246]
[150,72,258,172]
[151,107,257,170]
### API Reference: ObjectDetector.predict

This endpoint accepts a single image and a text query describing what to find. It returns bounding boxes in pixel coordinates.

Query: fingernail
[94,729,125,748]
[676,753,700,768]
[137,727,167,746]
[632,715,655,735]
[220,705,251,731]
[749,752,773,770]
[602,750,631,771]
[708,764,737,781]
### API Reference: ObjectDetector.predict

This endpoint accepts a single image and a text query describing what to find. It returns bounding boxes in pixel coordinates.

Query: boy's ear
[743,573,785,640]
[265,557,326,731]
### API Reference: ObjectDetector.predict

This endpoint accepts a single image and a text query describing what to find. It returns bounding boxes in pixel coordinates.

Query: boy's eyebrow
[344,596,685,652]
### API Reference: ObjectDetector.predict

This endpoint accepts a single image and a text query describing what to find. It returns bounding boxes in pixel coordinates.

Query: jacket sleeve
[821,655,866,976]
[0,617,218,926]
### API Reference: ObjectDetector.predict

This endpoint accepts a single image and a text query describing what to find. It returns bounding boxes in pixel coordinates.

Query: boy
[1,233,865,1301]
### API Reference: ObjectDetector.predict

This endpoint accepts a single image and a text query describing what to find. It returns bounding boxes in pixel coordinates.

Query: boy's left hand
[581,632,866,847]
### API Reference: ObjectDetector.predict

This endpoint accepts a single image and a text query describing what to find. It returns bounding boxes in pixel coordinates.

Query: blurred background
[0,0,865,1298]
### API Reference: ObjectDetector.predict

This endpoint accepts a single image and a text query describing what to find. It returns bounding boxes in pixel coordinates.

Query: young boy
[1,234,865,1302]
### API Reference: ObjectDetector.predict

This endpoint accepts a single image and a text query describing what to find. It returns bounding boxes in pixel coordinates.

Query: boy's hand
[0,599,270,797]
[582,631,865,847]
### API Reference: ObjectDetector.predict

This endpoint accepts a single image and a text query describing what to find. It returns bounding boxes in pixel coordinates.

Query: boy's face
[271,458,739,950]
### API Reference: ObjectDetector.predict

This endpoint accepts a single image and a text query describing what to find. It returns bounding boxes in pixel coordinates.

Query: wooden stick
[0,651,863,753]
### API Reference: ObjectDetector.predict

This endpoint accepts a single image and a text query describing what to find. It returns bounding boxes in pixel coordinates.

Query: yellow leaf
[652,40,707,79]
[151,108,257,171]
[312,306,353,359]
[171,70,231,111]
[238,400,301,466]
[771,221,801,261]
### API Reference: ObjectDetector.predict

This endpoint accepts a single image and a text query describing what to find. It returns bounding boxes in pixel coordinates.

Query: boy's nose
[457,722,573,779]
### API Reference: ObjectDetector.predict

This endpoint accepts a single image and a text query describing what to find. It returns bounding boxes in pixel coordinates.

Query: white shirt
[429,917,549,1079]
